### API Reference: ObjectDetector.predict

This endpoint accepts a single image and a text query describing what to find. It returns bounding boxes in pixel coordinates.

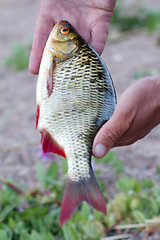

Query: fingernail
[94,144,107,158]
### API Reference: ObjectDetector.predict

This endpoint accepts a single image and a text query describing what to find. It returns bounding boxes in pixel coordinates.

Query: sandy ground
[0,0,160,216]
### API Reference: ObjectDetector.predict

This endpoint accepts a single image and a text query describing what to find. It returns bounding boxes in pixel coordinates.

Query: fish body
[36,21,116,226]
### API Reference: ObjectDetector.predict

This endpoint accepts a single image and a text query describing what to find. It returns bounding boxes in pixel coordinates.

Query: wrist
[151,74,160,127]
[154,75,160,110]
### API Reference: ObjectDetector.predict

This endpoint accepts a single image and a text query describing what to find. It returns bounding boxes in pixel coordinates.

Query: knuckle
[120,109,133,127]
[116,138,135,146]
[103,127,120,145]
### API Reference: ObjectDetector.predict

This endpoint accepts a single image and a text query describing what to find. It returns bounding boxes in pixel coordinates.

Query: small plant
[156,165,160,176]
[106,176,160,228]
[133,68,159,79]
[112,0,160,33]
[0,157,108,240]
[4,40,31,71]
[94,151,124,174]
[0,153,160,239]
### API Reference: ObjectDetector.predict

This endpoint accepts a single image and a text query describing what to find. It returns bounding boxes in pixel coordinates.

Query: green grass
[133,68,159,79]
[0,152,160,239]
[112,0,160,33]
[4,40,31,71]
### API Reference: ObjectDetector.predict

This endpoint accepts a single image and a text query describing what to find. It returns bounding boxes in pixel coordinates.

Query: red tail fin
[59,170,106,226]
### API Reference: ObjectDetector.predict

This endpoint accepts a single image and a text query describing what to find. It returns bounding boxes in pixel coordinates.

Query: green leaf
[19,230,30,240]
[82,220,105,239]
[0,201,21,219]
[133,68,158,79]
[47,162,58,179]
[132,210,145,223]
[105,214,116,228]
[95,151,116,164]
[94,152,124,173]
[61,157,68,174]
[111,158,124,174]
[45,162,59,187]
[130,198,139,210]
[111,1,160,33]
[143,179,153,189]
[36,162,46,189]
[156,165,160,176]
[116,176,141,193]
[80,202,90,219]
[8,217,16,229]
[30,230,42,240]
[0,230,11,240]
[4,41,31,71]
[41,231,55,240]
[63,222,80,240]
[150,199,159,215]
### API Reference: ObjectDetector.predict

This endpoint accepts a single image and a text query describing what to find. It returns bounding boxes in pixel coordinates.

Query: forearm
[154,75,160,110]
[151,74,160,126]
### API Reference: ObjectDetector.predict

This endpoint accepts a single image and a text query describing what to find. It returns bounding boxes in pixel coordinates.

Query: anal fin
[41,129,66,158]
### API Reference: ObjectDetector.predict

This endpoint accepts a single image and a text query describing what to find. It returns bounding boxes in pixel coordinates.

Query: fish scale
[36,21,116,226]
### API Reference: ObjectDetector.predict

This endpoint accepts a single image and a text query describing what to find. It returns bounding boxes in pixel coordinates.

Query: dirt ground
[0,0,160,237]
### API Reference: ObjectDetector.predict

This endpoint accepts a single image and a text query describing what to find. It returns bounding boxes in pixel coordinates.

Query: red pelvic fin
[59,170,106,226]
[41,129,66,158]
[47,59,56,97]
[36,105,40,129]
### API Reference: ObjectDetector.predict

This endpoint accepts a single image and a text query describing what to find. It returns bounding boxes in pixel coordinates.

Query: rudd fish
[36,20,116,226]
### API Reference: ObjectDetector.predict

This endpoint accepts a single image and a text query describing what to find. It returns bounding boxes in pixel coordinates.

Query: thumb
[29,12,54,74]
[92,111,129,159]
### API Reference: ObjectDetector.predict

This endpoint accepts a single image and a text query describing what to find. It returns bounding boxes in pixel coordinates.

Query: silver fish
[36,20,116,226]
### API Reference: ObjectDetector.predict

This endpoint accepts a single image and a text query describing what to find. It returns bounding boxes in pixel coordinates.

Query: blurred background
[0,0,160,239]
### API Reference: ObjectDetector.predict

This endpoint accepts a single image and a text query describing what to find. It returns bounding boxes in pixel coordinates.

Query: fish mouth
[51,38,78,44]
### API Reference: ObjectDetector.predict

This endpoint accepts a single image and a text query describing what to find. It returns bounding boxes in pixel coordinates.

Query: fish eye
[60,27,70,35]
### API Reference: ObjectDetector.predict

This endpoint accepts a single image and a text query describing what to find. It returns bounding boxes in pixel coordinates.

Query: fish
[36,20,116,226]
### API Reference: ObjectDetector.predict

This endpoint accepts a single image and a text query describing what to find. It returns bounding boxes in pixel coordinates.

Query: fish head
[47,21,80,60]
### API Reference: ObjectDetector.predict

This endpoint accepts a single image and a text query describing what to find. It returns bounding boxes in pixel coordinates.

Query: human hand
[93,75,160,158]
[29,0,116,74]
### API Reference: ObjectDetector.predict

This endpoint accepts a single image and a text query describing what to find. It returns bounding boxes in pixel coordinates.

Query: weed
[4,41,31,71]
[133,68,159,79]
[112,0,160,33]
[0,153,160,239]
[94,151,124,174]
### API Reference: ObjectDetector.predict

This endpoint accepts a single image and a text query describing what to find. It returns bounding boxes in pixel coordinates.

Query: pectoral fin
[47,59,56,97]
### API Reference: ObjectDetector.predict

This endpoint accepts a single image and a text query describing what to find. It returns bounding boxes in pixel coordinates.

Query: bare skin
[93,75,160,158]
[29,0,117,74]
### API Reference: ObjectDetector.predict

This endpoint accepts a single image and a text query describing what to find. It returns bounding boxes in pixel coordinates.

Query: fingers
[29,14,54,74]
[92,106,133,159]
[91,21,109,55]
[92,118,123,158]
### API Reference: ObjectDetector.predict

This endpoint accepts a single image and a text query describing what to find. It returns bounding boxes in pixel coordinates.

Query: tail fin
[59,170,106,226]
